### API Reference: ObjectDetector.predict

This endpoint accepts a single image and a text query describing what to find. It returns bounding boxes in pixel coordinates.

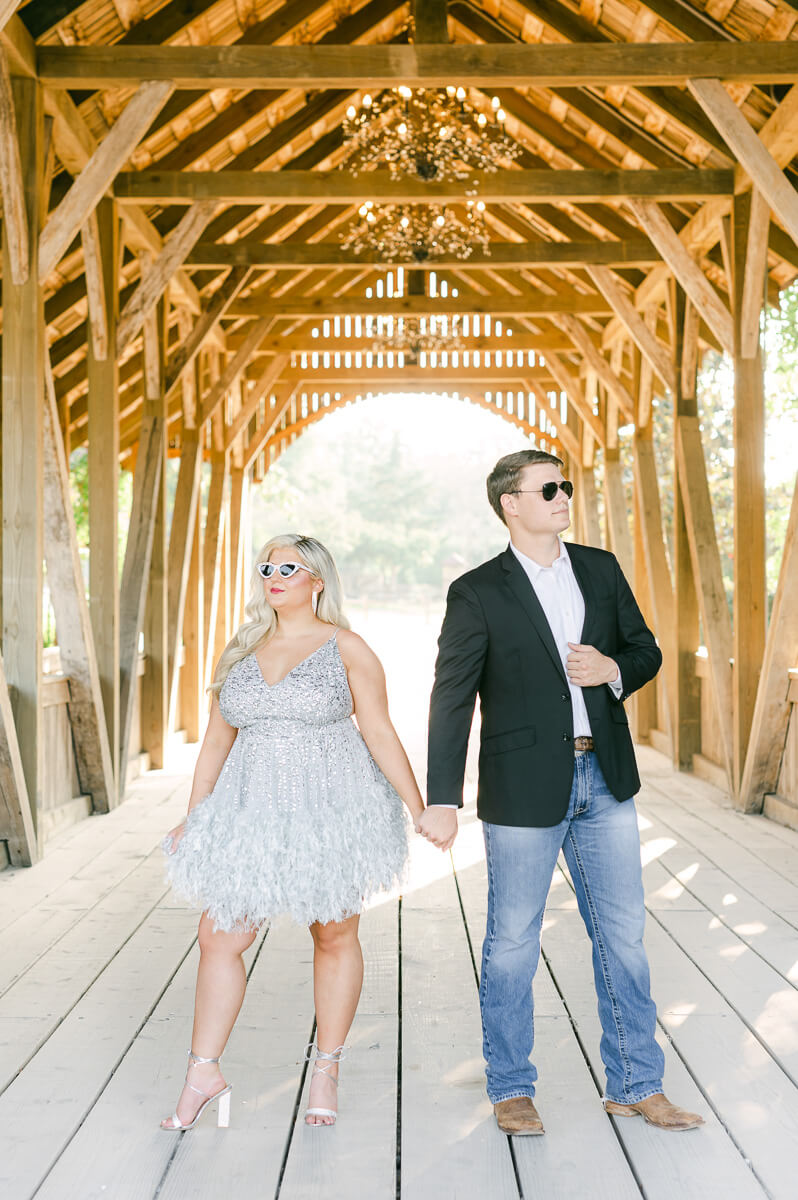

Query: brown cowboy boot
[605,1092,704,1131]
[494,1097,545,1135]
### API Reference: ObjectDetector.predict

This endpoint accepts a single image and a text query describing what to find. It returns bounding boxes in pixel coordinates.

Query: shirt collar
[509,537,570,580]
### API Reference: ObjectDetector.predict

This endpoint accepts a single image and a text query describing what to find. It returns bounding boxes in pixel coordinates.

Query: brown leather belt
[573,736,594,752]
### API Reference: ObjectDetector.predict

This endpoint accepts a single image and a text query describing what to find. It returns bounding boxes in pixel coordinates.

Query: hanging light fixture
[372,314,465,360]
[340,86,518,262]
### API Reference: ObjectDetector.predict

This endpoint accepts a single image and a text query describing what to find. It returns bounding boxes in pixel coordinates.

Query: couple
[161,449,703,1136]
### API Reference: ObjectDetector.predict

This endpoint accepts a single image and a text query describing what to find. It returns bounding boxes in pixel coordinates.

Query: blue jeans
[480,751,664,1105]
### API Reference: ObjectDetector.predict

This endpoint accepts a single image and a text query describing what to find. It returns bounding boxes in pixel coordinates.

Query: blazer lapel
[566,543,596,644]
[500,548,568,686]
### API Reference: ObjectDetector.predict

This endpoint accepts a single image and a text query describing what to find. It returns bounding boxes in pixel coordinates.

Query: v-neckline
[253,630,338,689]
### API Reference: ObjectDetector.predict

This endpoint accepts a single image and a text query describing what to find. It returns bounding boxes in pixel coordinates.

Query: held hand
[566,643,619,688]
[416,806,459,852]
[163,821,186,855]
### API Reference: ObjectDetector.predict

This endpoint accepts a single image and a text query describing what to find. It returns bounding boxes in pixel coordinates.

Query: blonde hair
[210,534,349,694]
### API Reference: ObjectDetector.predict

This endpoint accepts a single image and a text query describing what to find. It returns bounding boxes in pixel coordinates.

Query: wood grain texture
[38,80,173,278]
[0,46,28,284]
[114,167,733,205]
[43,360,116,813]
[37,41,798,89]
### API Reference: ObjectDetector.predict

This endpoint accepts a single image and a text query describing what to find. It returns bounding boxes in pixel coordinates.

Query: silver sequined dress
[165,632,409,931]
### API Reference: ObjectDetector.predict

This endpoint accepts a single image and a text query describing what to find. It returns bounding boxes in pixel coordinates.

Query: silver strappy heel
[304,1042,346,1126]
[160,1050,232,1131]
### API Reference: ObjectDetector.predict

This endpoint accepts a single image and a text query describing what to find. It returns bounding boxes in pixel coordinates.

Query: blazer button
[561,693,569,702]
[562,732,571,742]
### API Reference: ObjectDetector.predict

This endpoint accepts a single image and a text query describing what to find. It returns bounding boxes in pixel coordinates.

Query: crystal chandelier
[372,315,465,360]
[342,87,518,181]
[340,85,519,262]
[340,199,490,263]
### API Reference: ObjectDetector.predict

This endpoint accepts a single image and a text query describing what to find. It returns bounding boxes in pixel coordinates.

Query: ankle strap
[188,1050,221,1066]
[303,1042,346,1064]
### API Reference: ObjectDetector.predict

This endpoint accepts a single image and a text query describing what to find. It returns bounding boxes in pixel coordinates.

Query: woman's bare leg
[306,914,363,1125]
[161,914,257,1127]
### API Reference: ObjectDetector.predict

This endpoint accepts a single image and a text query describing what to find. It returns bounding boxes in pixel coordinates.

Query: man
[417,449,703,1136]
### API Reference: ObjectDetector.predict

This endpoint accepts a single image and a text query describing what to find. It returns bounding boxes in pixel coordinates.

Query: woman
[161,534,424,1130]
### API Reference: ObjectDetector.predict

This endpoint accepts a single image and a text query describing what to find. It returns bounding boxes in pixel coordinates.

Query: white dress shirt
[510,538,623,738]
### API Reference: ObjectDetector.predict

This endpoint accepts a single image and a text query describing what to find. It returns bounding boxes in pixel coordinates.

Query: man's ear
[500,492,517,520]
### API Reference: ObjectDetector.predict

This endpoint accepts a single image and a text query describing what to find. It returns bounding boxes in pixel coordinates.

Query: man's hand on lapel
[416,806,459,851]
[566,643,620,688]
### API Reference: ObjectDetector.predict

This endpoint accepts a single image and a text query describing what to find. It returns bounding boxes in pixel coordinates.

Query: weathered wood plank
[43,359,116,813]
[36,42,798,89]
[114,167,733,205]
[1,73,43,862]
[116,199,216,356]
[38,80,173,278]
[688,78,798,255]
[629,201,734,356]
[119,415,165,782]
[0,650,36,866]
[164,265,251,399]
[86,198,120,787]
[187,239,660,269]
[0,45,28,284]
[740,474,798,811]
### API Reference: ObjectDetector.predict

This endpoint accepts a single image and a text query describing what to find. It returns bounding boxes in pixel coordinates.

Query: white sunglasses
[257,561,314,580]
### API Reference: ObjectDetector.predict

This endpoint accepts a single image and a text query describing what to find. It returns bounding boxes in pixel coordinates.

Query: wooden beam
[0,47,28,284]
[544,354,606,446]
[0,3,23,34]
[186,238,660,269]
[740,188,770,361]
[2,75,43,857]
[731,193,767,799]
[114,167,732,206]
[628,200,734,357]
[243,387,300,470]
[199,316,274,425]
[87,200,120,778]
[739,473,798,810]
[81,208,109,360]
[687,78,798,253]
[116,199,216,355]
[414,0,450,42]
[0,649,36,865]
[179,491,204,744]
[37,42,798,89]
[38,80,173,278]
[167,431,202,732]
[585,265,675,394]
[229,295,613,319]
[118,413,165,784]
[43,362,116,812]
[674,415,733,782]
[165,265,252,399]
[140,302,169,771]
[225,355,291,451]
[43,85,200,312]
[555,314,635,421]
[202,452,228,689]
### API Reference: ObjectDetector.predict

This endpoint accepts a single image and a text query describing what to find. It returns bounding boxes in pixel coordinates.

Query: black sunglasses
[510,480,574,502]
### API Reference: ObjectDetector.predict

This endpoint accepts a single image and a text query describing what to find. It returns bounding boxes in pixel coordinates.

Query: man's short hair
[486,449,564,526]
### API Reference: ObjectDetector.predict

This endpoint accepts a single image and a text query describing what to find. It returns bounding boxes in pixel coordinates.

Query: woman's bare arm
[338,631,424,824]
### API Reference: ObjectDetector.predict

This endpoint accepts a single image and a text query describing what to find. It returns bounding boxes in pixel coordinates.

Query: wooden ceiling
[4,0,798,464]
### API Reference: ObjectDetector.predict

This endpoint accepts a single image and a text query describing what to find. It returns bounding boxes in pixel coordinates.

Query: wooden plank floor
[2,609,798,1199]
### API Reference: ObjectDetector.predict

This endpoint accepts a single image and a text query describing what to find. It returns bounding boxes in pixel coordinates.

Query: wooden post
[1,75,43,860]
[167,429,202,734]
[202,451,228,690]
[730,192,767,800]
[672,284,702,771]
[0,649,36,865]
[228,467,246,631]
[140,299,169,770]
[179,486,205,744]
[87,198,120,779]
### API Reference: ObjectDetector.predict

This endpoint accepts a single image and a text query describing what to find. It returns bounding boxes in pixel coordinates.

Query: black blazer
[427,543,662,827]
